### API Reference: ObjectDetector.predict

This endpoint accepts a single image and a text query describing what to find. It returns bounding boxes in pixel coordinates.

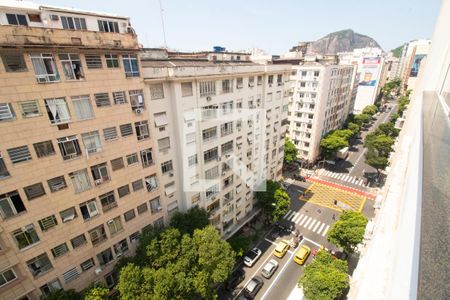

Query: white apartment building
[399,39,431,91]
[288,61,355,163]
[141,51,291,237]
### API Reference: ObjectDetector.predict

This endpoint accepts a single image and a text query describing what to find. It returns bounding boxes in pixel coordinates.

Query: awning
[154,112,168,127]
[165,184,176,196]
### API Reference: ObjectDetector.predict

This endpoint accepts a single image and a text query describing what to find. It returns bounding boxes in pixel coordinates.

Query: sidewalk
[287,285,304,300]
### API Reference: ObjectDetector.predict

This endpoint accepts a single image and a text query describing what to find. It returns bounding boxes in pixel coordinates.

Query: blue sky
[39,0,440,54]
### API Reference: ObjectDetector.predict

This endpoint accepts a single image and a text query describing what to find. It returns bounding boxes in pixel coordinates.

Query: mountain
[308,29,382,55]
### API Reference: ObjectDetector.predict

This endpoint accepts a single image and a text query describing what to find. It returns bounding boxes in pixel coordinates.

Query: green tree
[283,137,298,164]
[320,135,348,158]
[40,289,81,300]
[369,134,394,157]
[347,122,360,138]
[365,149,389,176]
[83,283,109,300]
[378,122,399,138]
[389,113,399,123]
[299,251,349,300]
[353,113,371,126]
[117,264,156,300]
[333,129,353,141]
[327,211,368,253]
[271,188,291,223]
[362,105,378,116]
[228,235,252,257]
[169,206,209,235]
[255,180,291,223]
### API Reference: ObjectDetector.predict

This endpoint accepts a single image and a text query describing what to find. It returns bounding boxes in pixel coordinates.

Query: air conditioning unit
[50,15,59,21]
[107,220,114,225]
[206,96,212,101]
[94,179,103,186]
[95,268,102,275]
[135,108,143,114]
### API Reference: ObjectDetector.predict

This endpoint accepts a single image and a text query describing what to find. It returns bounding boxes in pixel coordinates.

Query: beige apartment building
[140,49,291,237]
[0,2,167,299]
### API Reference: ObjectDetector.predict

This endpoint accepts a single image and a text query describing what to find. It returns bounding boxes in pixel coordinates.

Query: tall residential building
[0,2,167,299]
[140,49,291,237]
[399,39,431,91]
[287,60,355,163]
[339,47,384,113]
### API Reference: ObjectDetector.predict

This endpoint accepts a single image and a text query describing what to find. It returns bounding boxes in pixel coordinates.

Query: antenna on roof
[159,0,168,48]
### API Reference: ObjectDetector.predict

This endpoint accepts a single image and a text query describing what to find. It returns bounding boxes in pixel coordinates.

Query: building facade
[140,51,291,237]
[0,3,167,299]
[399,39,431,92]
[287,61,355,163]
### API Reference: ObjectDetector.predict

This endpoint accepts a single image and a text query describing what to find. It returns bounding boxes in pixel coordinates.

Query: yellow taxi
[294,245,311,265]
[273,240,289,258]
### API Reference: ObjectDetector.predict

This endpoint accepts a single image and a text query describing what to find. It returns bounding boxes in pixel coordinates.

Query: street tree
[283,137,298,164]
[362,105,378,116]
[369,134,394,157]
[169,206,209,235]
[299,251,349,300]
[378,122,399,138]
[271,188,291,223]
[365,149,389,176]
[256,180,291,223]
[327,211,368,253]
[333,129,353,141]
[347,122,360,138]
[83,283,109,300]
[353,113,371,125]
[389,113,400,123]
[320,134,348,158]
[40,289,81,300]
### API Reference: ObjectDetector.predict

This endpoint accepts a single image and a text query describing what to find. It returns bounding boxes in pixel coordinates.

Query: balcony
[0,25,139,49]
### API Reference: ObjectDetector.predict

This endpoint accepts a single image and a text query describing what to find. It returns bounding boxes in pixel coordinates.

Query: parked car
[293,174,306,182]
[225,269,245,291]
[261,259,279,279]
[273,240,290,258]
[244,276,264,299]
[244,248,262,267]
[294,245,311,265]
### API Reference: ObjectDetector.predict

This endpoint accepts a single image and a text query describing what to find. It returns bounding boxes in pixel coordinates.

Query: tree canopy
[353,113,371,125]
[283,137,298,164]
[362,105,378,116]
[320,134,348,158]
[40,289,81,300]
[327,211,368,253]
[83,283,109,300]
[299,250,349,300]
[255,180,290,223]
[378,122,399,138]
[169,206,209,235]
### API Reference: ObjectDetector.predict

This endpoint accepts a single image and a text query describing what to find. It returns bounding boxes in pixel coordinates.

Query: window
[114,239,129,256]
[126,153,138,166]
[222,79,233,93]
[1,54,27,72]
[103,127,118,141]
[69,169,92,193]
[186,132,196,144]
[161,160,173,174]
[221,101,233,115]
[32,140,54,158]
[27,253,52,277]
[199,81,216,97]
[129,231,141,243]
[91,163,110,185]
[192,193,200,205]
[236,78,243,89]
[203,147,218,163]
[205,166,219,179]
[85,54,103,69]
[145,175,158,192]
[202,126,217,142]
[100,191,117,212]
[257,76,263,85]
[181,82,193,97]
[248,76,255,87]
[154,112,168,128]
[267,92,273,102]
[28,14,41,22]
[117,185,130,198]
[276,91,281,100]
[80,199,99,220]
[188,154,198,166]
[268,75,274,84]
[158,137,170,151]
[0,153,10,178]
[202,104,218,120]
[72,95,94,120]
[0,191,26,219]
[38,215,57,231]
[94,93,110,107]
[7,146,32,164]
[124,209,136,222]
[105,54,119,68]
[24,183,45,200]
[98,20,119,32]
[154,217,165,229]
[44,98,70,124]
[61,16,86,30]
[132,179,144,191]
[0,103,15,121]
[71,234,87,249]
[221,140,233,154]
[63,267,79,283]
[277,74,283,85]
[40,279,62,296]
[112,91,127,105]
[123,54,139,77]
[206,184,219,199]
[80,258,95,272]
[120,123,133,137]
[107,216,123,236]
[149,197,161,213]
[59,54,84,80]
[137,203,148,214]
[47,176,67,193]
[105,272,118,288]
[58,136,81,160]
[12,224,39,250]
[18,100,39,119]
[60,207,77,223]
[129,89,145,110]
[51,243,69,258]
[314,71,320,77]
[6,13,27,26]
[0,268,17,288]
[97,248,114,266]
[135,121,150,141]
[89,225,107,246]
[150,84,164,100]
[140,148,153,167]
[221,122,233,136]
[110,157,125,171]
[30,54,59,83]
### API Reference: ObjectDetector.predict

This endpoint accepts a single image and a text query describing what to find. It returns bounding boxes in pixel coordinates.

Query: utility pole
[159,0,168,48]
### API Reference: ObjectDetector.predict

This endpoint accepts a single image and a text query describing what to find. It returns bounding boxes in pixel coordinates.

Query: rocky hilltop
[308,29,382,54]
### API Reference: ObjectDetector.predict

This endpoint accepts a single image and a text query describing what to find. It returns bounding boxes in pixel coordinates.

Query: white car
[244,247,262,267]
[261,259,279,278]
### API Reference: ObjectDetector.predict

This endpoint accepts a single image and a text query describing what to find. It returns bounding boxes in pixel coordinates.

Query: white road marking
[351,177,356,184]
[291,212,300,223]
[312,221,321,232]
[308,219,317,230]
[322,225,330,236]
[326,170,331,177]
[299,216,309,226]
[303,236,322,248]
[264,238,278,246]
[303,217,312,228]
[317,223,325,234]
[331,173,338,178]
[295,214,305,224]
[286,211,295,221]
[343,174,350,181]
[283,210,293,219]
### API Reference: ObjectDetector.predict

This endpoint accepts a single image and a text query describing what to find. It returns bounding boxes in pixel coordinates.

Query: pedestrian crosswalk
[283,210,331,237]
[320,170,367,186]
